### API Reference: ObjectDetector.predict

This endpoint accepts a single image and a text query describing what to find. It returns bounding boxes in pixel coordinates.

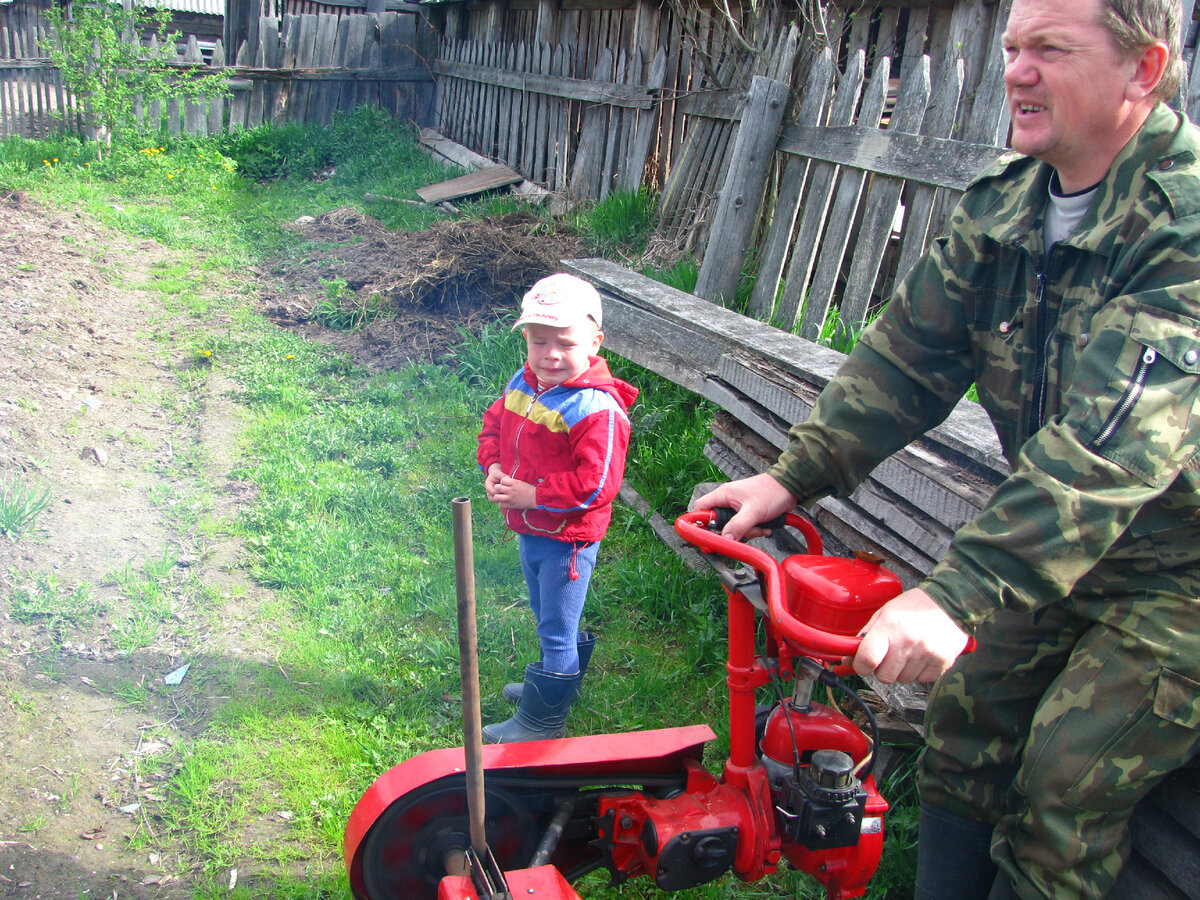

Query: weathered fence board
[772,49,865,329]
[694,73,791,305]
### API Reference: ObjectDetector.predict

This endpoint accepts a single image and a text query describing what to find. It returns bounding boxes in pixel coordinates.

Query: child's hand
[488,473,537,510]
[484,463,506,503]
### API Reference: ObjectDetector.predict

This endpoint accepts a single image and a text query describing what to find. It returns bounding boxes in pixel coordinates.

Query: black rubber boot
[503,632,595,704]
[914,801,998,900]
[482,662,581,744]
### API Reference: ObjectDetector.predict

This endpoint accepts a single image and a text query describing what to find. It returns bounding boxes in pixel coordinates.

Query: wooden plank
[568,45,611,200]
[207,40,226,134]
[716,353,1000,528]
[962,0,1011,147]
[892,55,964,291]
[415,164,523,203]
[183,35,207,135]
[554,42,573,190]
[564,256,1007,474]
[694,74,790,305]
[748,46,834,320]
[229,28,252,128]
[327,15,351,116]
[311,12,339,123]
[359,11,383,109]
[838,54,931,330]
[598,47,628,198]
[290,14,318,122]
[533,40,551,184]
[508,42,527,172]
[618,45,666,190]
[432,55,657,107]
[799,54,893,343]
[774,49,865,332]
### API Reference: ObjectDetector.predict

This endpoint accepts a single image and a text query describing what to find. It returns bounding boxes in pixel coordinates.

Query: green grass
[1,112,919,900]
[0,471,51,537]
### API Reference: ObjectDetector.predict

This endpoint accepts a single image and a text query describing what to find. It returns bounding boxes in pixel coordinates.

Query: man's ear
[592,329,605,351]
[1127,41,1170,101]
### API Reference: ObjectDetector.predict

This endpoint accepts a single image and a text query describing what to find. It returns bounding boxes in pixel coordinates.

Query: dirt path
[0,191,278,897]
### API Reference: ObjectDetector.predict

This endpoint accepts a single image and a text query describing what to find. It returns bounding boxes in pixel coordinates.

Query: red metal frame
[348,509,908,900]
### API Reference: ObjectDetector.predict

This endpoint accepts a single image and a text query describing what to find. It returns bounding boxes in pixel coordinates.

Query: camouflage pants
[919,589,1200,899]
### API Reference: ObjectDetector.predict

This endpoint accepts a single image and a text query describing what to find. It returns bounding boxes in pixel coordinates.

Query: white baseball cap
[513,273,603,330]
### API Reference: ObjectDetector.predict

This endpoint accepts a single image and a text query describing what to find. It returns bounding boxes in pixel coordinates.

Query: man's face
[522,320,601,387]
[1003,0,1140,190]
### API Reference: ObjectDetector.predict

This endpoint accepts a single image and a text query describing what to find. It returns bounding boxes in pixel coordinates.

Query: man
[697,1,1200,897]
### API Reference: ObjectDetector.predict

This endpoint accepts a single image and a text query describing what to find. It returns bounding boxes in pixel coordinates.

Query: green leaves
[40,2,229,150]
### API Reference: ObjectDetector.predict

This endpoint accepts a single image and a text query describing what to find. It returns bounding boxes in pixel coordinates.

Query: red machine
[345,510,904,900]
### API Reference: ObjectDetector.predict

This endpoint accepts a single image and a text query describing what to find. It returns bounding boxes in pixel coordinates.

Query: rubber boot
[503,632,595,704]
[913,801,998,900]
[482,662,581,744]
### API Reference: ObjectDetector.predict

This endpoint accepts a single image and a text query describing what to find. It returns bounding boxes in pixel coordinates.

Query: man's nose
[1005,52,1037,89]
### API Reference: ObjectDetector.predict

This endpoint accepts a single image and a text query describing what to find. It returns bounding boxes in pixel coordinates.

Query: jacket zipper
[1031,268,1051,433]
[508,382,546,481]
[1090,347,1157,449]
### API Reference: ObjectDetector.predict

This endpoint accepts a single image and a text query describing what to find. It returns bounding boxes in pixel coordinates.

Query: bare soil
[0,191,584,896]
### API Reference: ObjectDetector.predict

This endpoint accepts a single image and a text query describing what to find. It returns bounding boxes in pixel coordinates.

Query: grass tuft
[0,472,51,537]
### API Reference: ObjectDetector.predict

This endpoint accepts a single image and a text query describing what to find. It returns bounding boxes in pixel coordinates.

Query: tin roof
[141,0,224,17]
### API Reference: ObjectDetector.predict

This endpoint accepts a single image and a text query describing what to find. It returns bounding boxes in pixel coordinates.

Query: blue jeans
[518,533,599,675]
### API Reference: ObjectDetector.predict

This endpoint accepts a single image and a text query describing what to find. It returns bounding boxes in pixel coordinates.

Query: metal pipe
[530,797,576,867]
[452,497,488,859]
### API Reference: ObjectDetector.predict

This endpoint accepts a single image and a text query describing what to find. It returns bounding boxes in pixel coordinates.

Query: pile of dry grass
[284,208,587,319]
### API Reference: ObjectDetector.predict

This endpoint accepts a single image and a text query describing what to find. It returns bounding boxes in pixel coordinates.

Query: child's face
[522,320,602,387]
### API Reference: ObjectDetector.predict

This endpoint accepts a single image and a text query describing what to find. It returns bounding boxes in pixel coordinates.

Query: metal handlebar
[674,510,861,660]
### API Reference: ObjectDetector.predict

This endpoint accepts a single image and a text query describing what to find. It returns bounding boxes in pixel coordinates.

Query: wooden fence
[0,0,436,139]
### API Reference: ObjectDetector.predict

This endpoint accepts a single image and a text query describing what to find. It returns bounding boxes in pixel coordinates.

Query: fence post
[694,75,790,307]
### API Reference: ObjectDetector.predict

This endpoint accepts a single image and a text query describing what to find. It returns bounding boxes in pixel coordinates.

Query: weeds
[581,187,658,257]
[0,472,51,537]
[310,277,386,331]
[8,572,98,632]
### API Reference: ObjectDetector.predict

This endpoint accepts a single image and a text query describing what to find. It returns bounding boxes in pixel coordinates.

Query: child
[477,273,638,743]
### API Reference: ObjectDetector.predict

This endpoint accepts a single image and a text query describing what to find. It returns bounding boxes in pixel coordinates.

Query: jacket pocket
[1084,306,1200,486]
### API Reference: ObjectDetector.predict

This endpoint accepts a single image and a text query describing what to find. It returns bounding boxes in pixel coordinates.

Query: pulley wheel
[357,773,539,899]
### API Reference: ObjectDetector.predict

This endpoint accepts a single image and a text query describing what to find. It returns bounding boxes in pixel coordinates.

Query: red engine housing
[782,553,902,638]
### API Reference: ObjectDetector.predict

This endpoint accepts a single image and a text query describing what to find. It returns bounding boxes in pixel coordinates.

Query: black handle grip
[711,507,788,531]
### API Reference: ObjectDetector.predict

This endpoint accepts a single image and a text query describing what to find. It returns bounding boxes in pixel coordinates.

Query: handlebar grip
[711,507,788,532]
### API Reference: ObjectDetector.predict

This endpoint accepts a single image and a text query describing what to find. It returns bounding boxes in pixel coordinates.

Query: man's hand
[849,588,970,684]
[693,473,798,541]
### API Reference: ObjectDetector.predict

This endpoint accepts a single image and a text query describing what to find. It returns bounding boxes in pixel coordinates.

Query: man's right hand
[693,473,798,541]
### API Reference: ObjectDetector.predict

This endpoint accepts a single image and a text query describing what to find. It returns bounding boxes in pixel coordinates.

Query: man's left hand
[848,589,970,684]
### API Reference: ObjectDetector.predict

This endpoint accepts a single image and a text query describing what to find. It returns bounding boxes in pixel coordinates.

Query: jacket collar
[977,103,1191,258]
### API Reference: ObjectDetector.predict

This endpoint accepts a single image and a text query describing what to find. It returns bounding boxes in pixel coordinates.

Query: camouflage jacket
[770,103,1200,632]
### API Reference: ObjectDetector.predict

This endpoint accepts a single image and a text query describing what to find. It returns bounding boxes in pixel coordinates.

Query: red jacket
[478,357,639,543]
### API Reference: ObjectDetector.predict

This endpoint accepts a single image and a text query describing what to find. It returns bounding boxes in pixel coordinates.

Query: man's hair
[1099,0,1183,101]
